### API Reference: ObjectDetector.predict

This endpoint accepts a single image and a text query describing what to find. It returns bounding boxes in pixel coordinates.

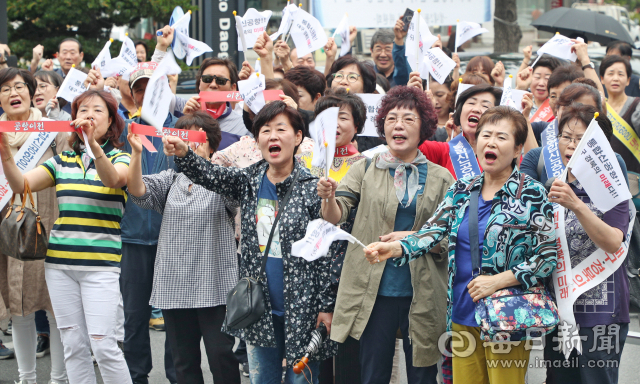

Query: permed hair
[375,85,438,144]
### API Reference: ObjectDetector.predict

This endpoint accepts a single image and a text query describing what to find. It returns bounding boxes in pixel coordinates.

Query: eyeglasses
[201,75,230,86]
[333,73,361,83]
[372,46,393,55]
[383,114,419,127]
[558,135,582,145]
[37,83,55,92]
[0,82,28,96]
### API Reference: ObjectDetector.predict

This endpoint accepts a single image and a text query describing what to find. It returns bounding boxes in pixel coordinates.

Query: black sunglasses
[201,75,230,86]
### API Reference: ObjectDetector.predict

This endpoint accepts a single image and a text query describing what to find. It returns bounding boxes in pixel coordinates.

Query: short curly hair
[314,88,367,139]
[375,86,437,144]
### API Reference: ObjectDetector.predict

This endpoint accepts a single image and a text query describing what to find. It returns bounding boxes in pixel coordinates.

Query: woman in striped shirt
[0,89,132,383]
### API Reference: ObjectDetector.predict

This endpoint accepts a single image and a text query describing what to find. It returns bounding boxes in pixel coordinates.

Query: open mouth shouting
[392,133,407,144]
[9,98,22,109]
[484,150,498,165]
[565,153,572,163]
[468,115,480,128]
[268,143,282,157]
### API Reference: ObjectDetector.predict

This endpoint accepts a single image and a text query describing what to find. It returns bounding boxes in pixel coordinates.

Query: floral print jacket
[175,149,337,363]
[395,168,557,331]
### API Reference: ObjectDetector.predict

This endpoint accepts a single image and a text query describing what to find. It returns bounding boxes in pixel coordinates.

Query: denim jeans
[247,315,320,384]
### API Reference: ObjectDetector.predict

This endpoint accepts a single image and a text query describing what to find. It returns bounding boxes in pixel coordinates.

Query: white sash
[0,132,57,209]
[552,181,636,359]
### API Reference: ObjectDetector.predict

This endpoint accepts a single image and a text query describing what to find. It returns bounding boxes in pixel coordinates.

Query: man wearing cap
[152,25,249,150]
[118,62,178,384]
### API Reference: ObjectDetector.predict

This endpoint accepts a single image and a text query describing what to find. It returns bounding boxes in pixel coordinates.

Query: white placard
[358,93,383,137]
[316,0,490,29]
[333,14,351,58]
[290,8,329,58]
[56,67,88,103]
[238,73,266,114]
[425,48,456,84]
[237,8,273,51]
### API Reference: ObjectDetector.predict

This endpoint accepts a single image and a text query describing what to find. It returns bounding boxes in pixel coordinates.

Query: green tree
[7,0,194,65]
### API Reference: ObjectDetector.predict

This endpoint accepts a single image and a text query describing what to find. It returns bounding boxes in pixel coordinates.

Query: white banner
[357,93,383,137]
[55,67,88,103]
[140,50,181,134]
[316,0,490,28]
[310,107,339,175]
[0,132,57,210]
[570,118,632,212]
[291,219,366,261]
[456,21,488,48]
[91,39,112,72]
[238,73,266,114]
[290,8,329,58]
[406,11,438,76]
[237,8,273,51]
[425,47,456,84]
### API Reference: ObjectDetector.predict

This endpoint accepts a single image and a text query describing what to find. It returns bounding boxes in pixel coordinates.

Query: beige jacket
[326,154,454,367]
[0,131,70,318]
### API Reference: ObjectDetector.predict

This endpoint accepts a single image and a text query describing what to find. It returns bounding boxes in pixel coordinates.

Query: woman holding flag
[162,101,336,384]
[0,67,70,384]
[540,104,631,384]
[0,88,132,383]
[363,106,557,384]
[317,85,454,384]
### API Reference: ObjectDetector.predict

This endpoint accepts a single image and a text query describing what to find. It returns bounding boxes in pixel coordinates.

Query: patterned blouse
[394,168,558,331]
[211,135,315,168]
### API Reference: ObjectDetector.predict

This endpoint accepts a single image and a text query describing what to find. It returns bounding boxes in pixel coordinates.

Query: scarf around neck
[375,150,428,207]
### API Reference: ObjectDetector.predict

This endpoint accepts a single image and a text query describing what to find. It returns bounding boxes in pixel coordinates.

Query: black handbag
[225,170,300,330]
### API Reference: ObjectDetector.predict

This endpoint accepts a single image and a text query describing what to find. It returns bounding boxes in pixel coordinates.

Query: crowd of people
[0,10,637,384]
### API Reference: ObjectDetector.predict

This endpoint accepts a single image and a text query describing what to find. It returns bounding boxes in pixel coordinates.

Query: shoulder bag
[225,170,300,330]
[469,176,559,342]
[0,179,48,261]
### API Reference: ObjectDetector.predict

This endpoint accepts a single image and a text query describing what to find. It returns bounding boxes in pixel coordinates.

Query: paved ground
[1,316,639,384]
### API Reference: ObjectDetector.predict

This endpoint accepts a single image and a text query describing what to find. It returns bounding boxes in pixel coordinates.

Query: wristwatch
[582,62,595,71]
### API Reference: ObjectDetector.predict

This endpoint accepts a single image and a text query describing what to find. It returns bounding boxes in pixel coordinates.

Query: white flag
[569,118,632,212]
[455,82,475,105]
[238,73,266,114]
[107,36,139,80]
[535,34,578,63]
[237,8,273,51]
[91,39,112,72]
[270,3,298,40]
[405,11,438,75]
[118,35,139,69]
[290,8,329,58]
[171,10,213,65]
[310,107,339,175]
[140,50,181,135]
[56,67,88,103]
[357,93,383,137]
[456,21,488,48]
[425,48,456,84]
[333,14,351,58]
[291,219,365,262]
[500,76,519,109]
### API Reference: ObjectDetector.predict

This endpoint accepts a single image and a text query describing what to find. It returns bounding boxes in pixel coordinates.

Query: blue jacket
[119,114,178,245]
[390,42,410,87]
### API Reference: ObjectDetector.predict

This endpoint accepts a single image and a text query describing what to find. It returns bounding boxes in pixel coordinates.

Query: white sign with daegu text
[237,8,273,51]
[56,67,88,103]
[290,8,328,58]
[358,93,384,137]
[317,0,490,28]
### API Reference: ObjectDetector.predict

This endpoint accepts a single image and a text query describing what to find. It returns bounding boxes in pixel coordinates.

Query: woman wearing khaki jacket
[0,67,69,384]
[318,86,453,384]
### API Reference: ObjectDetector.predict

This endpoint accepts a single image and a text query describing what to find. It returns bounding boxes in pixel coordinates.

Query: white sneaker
[49,381,69,384]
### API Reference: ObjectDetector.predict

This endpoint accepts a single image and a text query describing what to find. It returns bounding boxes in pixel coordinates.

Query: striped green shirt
[40,142,131,271]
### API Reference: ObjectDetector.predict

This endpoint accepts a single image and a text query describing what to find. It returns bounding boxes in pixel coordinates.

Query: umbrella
[531,7,634,45]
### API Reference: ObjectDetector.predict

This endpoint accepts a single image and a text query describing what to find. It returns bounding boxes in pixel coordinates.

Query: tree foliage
[7,0,194,64]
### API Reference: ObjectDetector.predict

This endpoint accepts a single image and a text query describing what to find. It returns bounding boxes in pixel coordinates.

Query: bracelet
[2,153,12,162]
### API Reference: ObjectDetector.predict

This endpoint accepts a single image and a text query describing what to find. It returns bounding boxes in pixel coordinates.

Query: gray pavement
[1,316,639,383]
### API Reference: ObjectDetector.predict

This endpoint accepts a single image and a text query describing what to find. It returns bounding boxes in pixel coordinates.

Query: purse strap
[469,187,481,278]
[258,169,301,281]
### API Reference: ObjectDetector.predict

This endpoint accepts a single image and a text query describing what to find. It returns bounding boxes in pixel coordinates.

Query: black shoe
[242,362,250,377]
[4,320,11,336]
[36,334,50,358]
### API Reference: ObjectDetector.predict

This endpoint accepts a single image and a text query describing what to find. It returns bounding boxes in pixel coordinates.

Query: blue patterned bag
[468,185,559,342]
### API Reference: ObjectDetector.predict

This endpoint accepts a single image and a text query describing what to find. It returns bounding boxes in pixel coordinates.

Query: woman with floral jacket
[365,106,557,384]
[162,101,336,384]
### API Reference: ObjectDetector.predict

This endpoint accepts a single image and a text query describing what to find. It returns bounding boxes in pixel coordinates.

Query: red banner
[198,90,285,108]
[0,121,78,133]
[130,123,207,143]
[530,99,555,123]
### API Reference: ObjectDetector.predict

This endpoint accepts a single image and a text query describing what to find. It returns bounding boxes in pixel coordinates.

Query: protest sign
[270,3,298,40]
[290,8,328,57]
[291,219,366,262]
[236,8,273,51]
[171,9,213,65]
[56,67,88,103]
[140,50,181,135]
[238,73,266,114]
[531,34,578,67]
[405,10,438,76]
[357,93,383,137]
[425,47,456,84]
[310,107,339,176]
[333,14,351,58]
[455,21,488,51]
[91,39,112,72]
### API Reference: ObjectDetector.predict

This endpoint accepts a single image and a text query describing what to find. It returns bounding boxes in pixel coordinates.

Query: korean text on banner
[456,21,488,48]
[570,118,632,212]
[238,73,266,114]
[140,50,181,134]
[358,93,384,137]
[425,48,456,84]
[290,8,328,58]
[310,107,339,172]
[291,219,366,262]
[56,67,88,103]
[405,11,438,76]
[237,8,273,51]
